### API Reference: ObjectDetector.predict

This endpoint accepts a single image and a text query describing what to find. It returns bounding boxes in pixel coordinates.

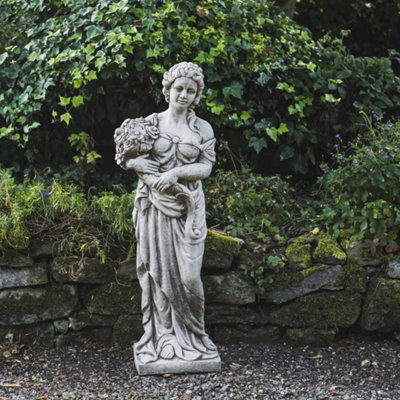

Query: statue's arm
[125,155,160,175]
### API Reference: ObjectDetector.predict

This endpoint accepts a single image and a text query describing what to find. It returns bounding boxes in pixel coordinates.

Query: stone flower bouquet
[114,117,159,170]
[114,117,200,240]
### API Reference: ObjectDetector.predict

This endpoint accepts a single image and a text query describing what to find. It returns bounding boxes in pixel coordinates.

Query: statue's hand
[125,157,160,174]
[152,170,178,192]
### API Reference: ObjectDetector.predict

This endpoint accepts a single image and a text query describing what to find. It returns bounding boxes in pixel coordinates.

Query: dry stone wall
[0,231,399,347]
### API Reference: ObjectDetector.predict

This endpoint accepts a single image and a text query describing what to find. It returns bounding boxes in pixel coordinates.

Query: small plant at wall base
[318,116,400,254]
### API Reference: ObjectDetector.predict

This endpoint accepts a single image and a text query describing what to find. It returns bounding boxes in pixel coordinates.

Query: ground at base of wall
[1,331,399,400]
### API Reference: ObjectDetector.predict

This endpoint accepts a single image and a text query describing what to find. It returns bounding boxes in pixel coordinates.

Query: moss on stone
[285,236,313,269]
[82,282,141,315]
[313,232,346,265]
[205,230,240,253]
[0,250,33,268]
[203,230,241,271]
[0,285,78,325]
[269,291,362,328]
[286,327,338,347]
[301,265,330,278]
[335,257,367,293]
[360,278,400,332]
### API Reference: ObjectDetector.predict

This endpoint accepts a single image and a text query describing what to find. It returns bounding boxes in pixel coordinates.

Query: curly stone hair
[161,62,205,109]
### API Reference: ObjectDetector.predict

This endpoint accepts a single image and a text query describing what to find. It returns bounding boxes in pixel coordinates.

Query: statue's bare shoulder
[196,117,214,142]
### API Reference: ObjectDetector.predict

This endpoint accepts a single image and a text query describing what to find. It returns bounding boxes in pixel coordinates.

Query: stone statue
[114,62,221,375]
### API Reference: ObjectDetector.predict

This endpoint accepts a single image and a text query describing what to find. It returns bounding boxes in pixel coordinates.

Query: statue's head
[162,62,204,108]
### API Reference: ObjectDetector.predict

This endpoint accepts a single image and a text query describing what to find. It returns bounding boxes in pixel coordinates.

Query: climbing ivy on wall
[0,0,399,175]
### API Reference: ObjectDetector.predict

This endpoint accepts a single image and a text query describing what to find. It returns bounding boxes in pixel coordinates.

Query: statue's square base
[133,345,221,376]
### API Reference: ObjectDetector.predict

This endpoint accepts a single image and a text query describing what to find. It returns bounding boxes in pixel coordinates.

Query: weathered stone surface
[203,230,241,271]
[286,327,338,347]
[213,325,282,344]
[388,259,400,279]
[54,319,69,334]
[69,311,117,331]
[0,285,78,326]
[205,305,263,326]
[0,263,48,289]
[55,328,113,347]
[269,291,362,328]
[346,242,384,268]
[51,257,115,284]
[0,323,54,346]
[82,282,141,315]
[30,239,58,259]
[0,251,34,268]
[336,257,368,293]
[116,259,137,283]
[263,265,343,304]
[312,233,346,265]
[113,314,143,344]
[203,270,256,305]
[360,278,400,332]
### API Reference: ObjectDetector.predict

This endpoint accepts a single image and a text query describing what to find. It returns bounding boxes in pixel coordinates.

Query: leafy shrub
[204,168,318,241]
[0,167,135,260]
[0,0,399,176]
[318,115,400,252]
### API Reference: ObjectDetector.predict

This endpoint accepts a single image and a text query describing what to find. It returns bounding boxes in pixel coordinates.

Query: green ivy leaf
[86,70,97,81]
[72,96,84,108]
[60,112,72,126]
[222,81,243,99]
[0,52,8,65]
[58,96,71,106]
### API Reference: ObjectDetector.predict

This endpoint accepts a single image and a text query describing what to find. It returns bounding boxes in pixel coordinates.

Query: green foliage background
[1,0,399,177]
[296,0,400,57]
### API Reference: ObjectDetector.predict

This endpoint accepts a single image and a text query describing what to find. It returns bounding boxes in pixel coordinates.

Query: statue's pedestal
[133,344,221,376]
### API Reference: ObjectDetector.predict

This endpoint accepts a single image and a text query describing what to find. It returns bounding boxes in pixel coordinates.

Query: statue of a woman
[115,62,221,375]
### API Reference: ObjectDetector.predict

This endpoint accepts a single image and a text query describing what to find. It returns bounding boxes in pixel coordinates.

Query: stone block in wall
[0,285,78,326]
[262,265,343,305]
[285,327,338,347]
[203,270,256,305]
[212,325,282,344]
[0,263,48,289]
[51,257,115,284]
[29,239,58,259]
[116,259,137,283]
[346,242,384,268]
[54,328,113,347]
[69,311,117,331]
[268,291,362,329]
[54,319,69,334]
[202,230,241,272]
[387,258,400,279]
[82,282,141,315]
[0,251,34,268]
[360,278,400,332]
[113,314,144,344]
[205,305,263,326]
[0,323,54,346]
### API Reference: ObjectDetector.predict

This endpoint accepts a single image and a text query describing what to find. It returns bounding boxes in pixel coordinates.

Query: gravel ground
[1,332,399,400]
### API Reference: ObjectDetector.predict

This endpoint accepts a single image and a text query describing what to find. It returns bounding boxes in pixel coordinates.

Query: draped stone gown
[133,114,219,365]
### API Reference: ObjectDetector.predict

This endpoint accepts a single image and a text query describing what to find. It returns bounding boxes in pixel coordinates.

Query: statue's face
[169,77,197,111]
